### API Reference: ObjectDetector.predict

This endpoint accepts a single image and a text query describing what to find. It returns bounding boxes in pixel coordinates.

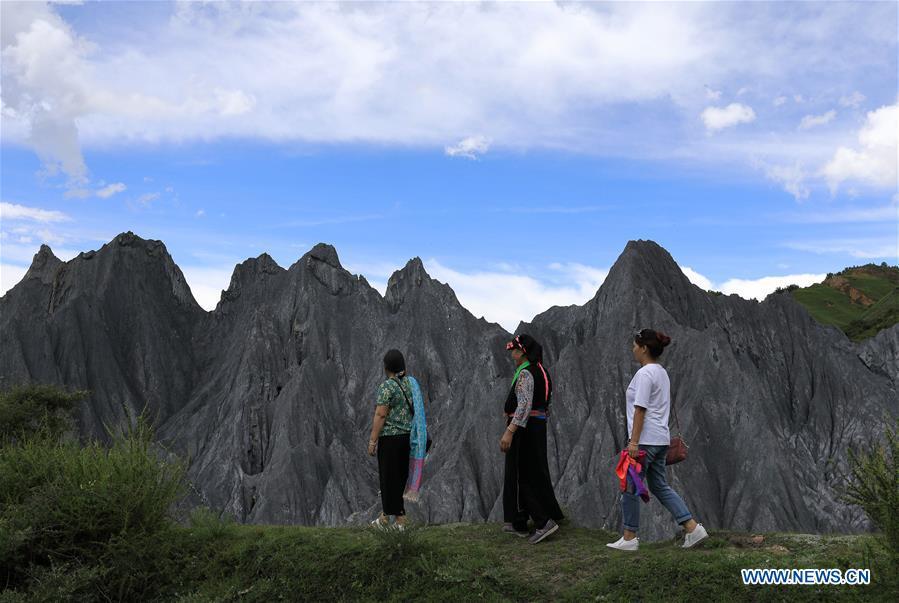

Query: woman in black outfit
[500,333,564,544]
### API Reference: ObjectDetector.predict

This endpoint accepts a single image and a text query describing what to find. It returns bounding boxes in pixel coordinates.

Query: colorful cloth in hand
[628,465,650,503]
[615,449,650,503]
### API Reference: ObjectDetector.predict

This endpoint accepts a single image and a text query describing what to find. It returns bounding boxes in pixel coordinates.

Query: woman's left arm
[368,406,388,456]
[369,383,391,456]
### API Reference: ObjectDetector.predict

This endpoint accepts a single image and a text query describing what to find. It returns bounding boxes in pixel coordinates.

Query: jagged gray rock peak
[23,245,63,285]
[1,234,896,540]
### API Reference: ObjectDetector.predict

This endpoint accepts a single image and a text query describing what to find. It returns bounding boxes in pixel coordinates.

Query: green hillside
[3,520,892,602]
[787,263,899,341]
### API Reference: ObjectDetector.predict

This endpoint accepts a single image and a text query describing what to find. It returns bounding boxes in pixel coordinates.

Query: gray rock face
[0,234,204,437]
[859,324,899,387]
[1,234,895,540]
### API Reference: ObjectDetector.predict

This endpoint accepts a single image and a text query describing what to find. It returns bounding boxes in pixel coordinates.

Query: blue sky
[1,1,897,331]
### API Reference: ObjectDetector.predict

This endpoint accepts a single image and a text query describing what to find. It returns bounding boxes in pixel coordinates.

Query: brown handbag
[666,396,688,465]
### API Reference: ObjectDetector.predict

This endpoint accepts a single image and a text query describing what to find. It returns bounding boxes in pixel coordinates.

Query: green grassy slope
[789,263,899,341]
[46,522,887,602]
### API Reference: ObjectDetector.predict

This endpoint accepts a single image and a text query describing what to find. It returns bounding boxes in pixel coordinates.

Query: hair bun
[658,332,672,347]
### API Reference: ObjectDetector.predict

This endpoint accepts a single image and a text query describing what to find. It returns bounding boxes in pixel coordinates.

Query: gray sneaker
[528,519,559,544]
[502,523,528,537]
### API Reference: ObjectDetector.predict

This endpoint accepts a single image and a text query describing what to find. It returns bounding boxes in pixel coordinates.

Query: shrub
[0,413,186,598]
[188,506,238,540]
[0,384,87,442]
[844,419,899,586]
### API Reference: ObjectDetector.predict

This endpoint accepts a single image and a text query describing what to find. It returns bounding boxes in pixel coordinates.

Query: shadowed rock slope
[1,233,895,540]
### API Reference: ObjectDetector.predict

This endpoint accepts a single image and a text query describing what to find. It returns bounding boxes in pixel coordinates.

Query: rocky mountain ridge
[1,232,896,540]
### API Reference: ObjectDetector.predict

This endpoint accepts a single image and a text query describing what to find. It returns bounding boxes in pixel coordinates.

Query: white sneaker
[683,523,708,548]
[606,536,639,551]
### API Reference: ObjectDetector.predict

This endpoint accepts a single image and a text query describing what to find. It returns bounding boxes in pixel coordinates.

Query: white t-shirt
[625,363,671,446]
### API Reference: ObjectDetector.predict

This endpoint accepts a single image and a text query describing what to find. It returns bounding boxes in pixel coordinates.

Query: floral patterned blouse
[376,377,413,436]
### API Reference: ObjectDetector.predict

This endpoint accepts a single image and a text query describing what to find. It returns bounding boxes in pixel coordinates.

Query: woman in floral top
[368,349,414,529]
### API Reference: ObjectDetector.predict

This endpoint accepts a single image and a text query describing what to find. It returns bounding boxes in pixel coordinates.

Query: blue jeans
[621,444,693,533]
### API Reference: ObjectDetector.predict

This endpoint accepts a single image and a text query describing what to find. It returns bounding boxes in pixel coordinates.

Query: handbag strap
[390,376,415,417]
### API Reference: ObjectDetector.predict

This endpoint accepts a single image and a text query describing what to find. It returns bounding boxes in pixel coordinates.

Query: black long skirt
[503,419,564,531]
[377,433,410,516]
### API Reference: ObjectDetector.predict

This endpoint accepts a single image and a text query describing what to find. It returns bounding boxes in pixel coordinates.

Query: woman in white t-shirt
[606,329,708,551]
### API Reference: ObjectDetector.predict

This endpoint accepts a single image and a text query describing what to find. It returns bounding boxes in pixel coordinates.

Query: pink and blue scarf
[403,376,428,502]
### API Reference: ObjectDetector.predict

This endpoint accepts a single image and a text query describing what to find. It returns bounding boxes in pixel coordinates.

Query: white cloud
[773,96,788,106]
[196,209,206,218]
[705,86,722,101]
[0,263,28,297]
[63,188,92,199]
[679,266,713,290]
[1,1,895,200]
[701,103,756,132]
[719,273,825,300]
[785,239,898,260]
[96,182,126,198]
[821,102,898,193]
[1,3,91,184]
[214,88,256,116]
[680,263,837,301]
[343,259,403,296]
[547,262,609,297]
[839,91,866,108]
[1,3,891,162]
[178,266,234,311]
[136,192,160,204]
[760,162,810,200]
[799,109,836,130]
[774,202,898,224]
[0,241,80,266]
[0,202,71,222]
[422,260,609,331]
[445,136,491,160]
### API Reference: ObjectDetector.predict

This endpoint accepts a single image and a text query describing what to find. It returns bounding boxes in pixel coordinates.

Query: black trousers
[377,433,410,516]
[503,419,564,531]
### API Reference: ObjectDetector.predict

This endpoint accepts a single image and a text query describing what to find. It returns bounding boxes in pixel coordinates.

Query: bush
[0,413,186,598]
[188,506,238,540]
[844,419,899,587]
[0,384,88,442]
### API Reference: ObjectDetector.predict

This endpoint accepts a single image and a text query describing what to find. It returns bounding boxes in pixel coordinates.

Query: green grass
[173,524,898,601]
[846,289,899,341]
[6,521,892,602]
[789,264,899,341]
[792,284,864,328]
